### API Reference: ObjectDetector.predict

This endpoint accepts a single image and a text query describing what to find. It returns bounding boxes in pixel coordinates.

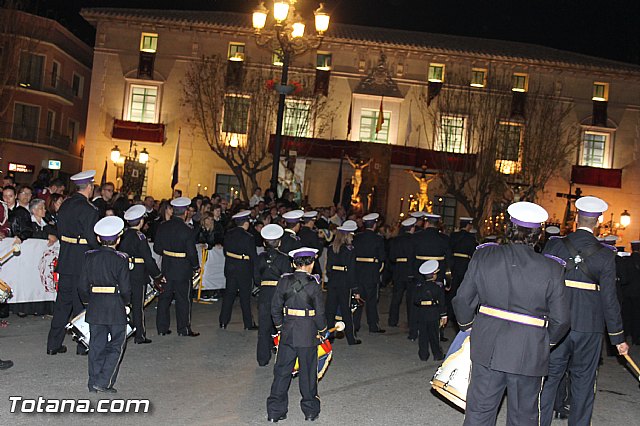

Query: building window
[437,115,466,153]
[496,122,523,174]
[127,85,159,123]
[215,174,240,201]
[471,68,486,88]
[592,82,609,102]
[46,110,55,137]
[512,73,528,92]
[283,99,312,137]
[12,103,40,142]
[18,52,44,88]
[228,43,245,61]
[316,52,332,70]
[581,131,609,168]
[432,195,457,230]
[428,64,445,82]
[359,108,390,143]
[272,50,284,67]
[72,73,84,98]
[67,119,78,145]
[50,61,60,88]
[140,33,158,53]
[222,95,250,135]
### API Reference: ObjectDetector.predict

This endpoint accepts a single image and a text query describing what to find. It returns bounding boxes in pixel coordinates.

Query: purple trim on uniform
[549,235,562,240]
[99,233,120,241]
[293,251,316,258]
[71,177,94,185]
[284,217,301,223]
[510,217,541,228]
[631,243,640,250]
[544,254,567,267]
[600,243,617,252]
[338,228,354,233]
[476,242,499,250]
[577,210,602,218]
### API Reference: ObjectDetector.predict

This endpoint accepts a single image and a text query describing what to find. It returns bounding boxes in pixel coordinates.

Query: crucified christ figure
[406,168,437,212]
[346,155,372,203]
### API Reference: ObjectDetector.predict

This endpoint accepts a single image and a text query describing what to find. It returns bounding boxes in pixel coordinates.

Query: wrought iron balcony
[0,122,71,151]
[17,76,75,102]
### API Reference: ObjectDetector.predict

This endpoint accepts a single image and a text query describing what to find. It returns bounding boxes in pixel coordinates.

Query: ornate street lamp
[110,145,121,164]
[620,209,631,228]
[252,0,330,194]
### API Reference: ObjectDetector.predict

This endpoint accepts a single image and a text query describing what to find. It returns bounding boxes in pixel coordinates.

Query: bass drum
[66,311,134,349]
[431,330,472,410]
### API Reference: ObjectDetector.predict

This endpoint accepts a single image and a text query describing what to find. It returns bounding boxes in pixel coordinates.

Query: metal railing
[0,122,71,151]
[17,76,75,102]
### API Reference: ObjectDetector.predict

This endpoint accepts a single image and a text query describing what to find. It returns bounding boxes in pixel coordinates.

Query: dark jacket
[326,244,358,292]
[119,228,161,284]
[620,252,640,299]
[389,231,415,283]
[223,226,258,276]
[56,193,100,276]
[8,204,33,240]
[353,229,386,285]
[449,229,477,286]
[153,216,199,281]
[412,227,451,282]
[254,247,292,304]
[414,275,447,321]
[28,217,56,240]
[280,229,303,255]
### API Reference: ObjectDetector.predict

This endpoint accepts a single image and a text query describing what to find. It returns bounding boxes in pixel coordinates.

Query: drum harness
[561,239,604,291]
[283,275,315,317]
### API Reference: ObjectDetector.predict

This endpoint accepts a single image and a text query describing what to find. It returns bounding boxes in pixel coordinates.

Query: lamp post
[252,0,330,194]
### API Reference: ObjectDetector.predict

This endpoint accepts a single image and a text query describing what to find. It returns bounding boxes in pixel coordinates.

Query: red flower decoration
[265,79,276,90]
[291,81,303,94]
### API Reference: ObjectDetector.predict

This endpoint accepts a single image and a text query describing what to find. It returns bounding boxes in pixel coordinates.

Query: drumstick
[0,245,20,263]
[328,321,345,334]
[624,354,640,382]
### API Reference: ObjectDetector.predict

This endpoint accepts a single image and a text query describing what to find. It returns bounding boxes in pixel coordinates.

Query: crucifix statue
[406,165,437,212]
[346,155,372,207]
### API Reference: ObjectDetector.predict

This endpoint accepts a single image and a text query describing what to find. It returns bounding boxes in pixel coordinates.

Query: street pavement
[0,288,638,425]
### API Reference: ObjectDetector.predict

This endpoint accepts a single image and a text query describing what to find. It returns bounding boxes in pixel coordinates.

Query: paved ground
[1,289,639,425]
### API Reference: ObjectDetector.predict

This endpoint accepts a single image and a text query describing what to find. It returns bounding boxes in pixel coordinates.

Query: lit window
[283,99,312,137]
[228,43,245,61]
[140,33,158,53]
[359,108,390,143]
[581,131,609,168]
[128,85,158,123]
[428,64,445,82]
[495,122,523,174]
[18,52,44,88]
[215,174,240,201]
[512,73,528,92]
[272,50,284,67]
[316,53,332,70]
[432,195,457,230]
[592,82,608,102]
[471,68,486,88]
[222,95,250,135]
[437,116,465,153]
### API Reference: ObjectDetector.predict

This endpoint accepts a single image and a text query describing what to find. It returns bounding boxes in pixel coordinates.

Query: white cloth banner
[1,239,58,303]
[199,245,226,290]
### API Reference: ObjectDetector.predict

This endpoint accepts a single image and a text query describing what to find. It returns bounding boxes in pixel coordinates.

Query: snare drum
[0,279,13,303]
[66,310,134,349]
[431,330,472,410]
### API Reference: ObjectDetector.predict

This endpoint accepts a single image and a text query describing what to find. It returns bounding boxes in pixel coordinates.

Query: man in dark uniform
[92,182,114,218]
[540,196,629,426]
[353,212,386,334]
[78,216,131,393]
[299,211,324,277]
[414,260,447,361]
[219,210,258,330]
[267,247,326,423]
[280,210,304,255]
[254,224,292,366]
[448,217,477,327]
[120,205,164,344]
[153,197,200,337]
[388,217,417,329]
[47,170,100,355]
[453,201,570,425]
[621,241,640,345]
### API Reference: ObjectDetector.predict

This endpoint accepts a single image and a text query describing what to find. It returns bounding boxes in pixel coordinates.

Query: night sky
[26,0,640,65]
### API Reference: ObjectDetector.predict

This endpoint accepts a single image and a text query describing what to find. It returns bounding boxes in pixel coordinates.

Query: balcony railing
[0,122,71,151]
[17,77,75,102]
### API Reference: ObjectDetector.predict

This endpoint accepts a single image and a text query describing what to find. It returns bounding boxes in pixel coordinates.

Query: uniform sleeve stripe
[458,320,474,327]
[608,330,624,336]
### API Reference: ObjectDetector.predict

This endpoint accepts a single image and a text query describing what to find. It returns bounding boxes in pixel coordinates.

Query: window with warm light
[127,85,159,123]
[222,95,250,135]
[512,73,528,92]
[316,52,332,70]
[283,99,312,137]
[437,115,466,153]
[272,50,284,67]
[592,82,609,101]
[495,122,523,174]
[228,43,245,61]
[581,131,609,168]
[140,33,158,53]
[359,108,390,143]
[428,64,445,83]
[471,68,486,88]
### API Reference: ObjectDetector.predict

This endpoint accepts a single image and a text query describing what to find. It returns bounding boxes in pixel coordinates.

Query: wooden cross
[556,187,582,230]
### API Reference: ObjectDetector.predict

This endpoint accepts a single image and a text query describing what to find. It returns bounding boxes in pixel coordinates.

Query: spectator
[173,188,182,198]
[2,174,15,187]
[45,193,64,228]
[330,205,346,227]
[249,187,264,207]
[32,169,52,196]
[92,182,115,217]
[39,178,65,203]
[211,205,225,245]
[17,185,33,209]
[111,193,130,218]
[3,186,31,241]
[27,198,57,245]
[263,188,275,206]
[197,213,216,250]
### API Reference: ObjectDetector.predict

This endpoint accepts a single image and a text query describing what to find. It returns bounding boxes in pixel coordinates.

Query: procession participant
[410,211,426,233]
[388,217,417,330]
[448,217,477,327]
[414,260,446,361]
[219,210,258,330]
[621,241,640,346]
[453,201,570,426]
[78,216,131,393]
[540,196,629,426]
[92,182,114,218]
[279,210,304,255]
[47,170,100,356]
[120,204,163,344]
[254,224,292,366]
[353,212,386,334]
[298,210,324,276]
[267,247,326,423]
[326,220,361,345]
[153,197,200,337]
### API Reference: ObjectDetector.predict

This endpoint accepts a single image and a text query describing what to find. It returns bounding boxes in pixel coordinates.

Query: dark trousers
[465,362,543,426]
[156,279,192,334]
[540,331,601,426]
[267,344,319,418]
[257,293,276,366]
[417,313,442,360]
[219,273,253,328]
[622,296,640,344]
[388,279,413,327]
[47,274,85,352]
[353,281,381,332]
[131,280,147,341]
[554,372,570,414]
[88,323,126,390]
[325,286,356,344]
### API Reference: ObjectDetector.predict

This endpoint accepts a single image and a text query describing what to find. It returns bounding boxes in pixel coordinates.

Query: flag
[346,98,352,139]
[405,104,413,146]
[333,155,343,207]
[171,129,181,190]
[375,96,384,134]
[100,159,108,187]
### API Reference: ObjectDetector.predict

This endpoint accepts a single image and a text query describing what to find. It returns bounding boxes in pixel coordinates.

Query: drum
[0,279,13,303]
[273,334,334,380]
[431,330,472,410]
[66,311,134,349]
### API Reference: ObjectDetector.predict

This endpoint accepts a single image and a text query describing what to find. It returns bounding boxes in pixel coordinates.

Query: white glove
[125,306,131,315]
